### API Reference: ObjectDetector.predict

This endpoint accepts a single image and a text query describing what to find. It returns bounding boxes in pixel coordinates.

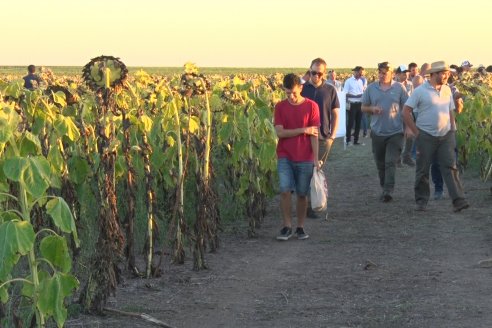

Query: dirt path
[68,139,492,328]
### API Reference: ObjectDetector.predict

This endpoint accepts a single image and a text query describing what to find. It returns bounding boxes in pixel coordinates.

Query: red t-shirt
[274,98,320,162]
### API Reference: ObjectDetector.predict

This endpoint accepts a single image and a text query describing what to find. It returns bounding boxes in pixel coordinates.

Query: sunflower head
[82,55,128,92]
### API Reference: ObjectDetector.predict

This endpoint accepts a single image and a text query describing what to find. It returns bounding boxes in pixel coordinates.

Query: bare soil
[67,138,492,328]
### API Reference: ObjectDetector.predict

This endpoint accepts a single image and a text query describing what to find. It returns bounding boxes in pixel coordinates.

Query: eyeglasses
[310,71,323,77]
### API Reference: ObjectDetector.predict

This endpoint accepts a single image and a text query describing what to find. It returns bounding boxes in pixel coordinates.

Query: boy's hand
[304,126,319,136]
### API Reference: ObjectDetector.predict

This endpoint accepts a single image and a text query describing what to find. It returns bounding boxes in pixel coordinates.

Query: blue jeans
[431,157,443,193]
[277,158,314,197]
[361,113,368,136]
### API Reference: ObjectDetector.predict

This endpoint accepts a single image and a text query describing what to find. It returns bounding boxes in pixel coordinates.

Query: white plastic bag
[310,167,328,212]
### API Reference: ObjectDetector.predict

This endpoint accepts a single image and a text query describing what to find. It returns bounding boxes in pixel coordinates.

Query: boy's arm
[275,125,318,138]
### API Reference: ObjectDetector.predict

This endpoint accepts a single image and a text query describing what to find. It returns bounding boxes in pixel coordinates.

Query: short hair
[486,65,492,73]
[310,58,327,69]
[27,65,36,73]
[408,62,418,70]
[283,73,302,89]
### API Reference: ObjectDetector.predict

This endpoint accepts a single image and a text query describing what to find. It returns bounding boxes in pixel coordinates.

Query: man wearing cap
[395,64,415,167]
[403,61,469,212]
[362,62,408,202]
[343,66,365,146]
[461,60,473,72]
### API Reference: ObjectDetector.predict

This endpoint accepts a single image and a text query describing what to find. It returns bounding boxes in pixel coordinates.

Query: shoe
[363,133,368,138]
[415,202,427,211]
[353,142,365,146]
[295,227,309,240]
[453,199,469,212]
[402,157,416,167]
[433,191,443,200]
[307,207,320,219]
[345,141,352,147]
[380,192,393,203]
[276,227,293,241]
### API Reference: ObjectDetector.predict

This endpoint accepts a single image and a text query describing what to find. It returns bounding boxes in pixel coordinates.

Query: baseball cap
[461,60,473,67]
[396,64,409,73]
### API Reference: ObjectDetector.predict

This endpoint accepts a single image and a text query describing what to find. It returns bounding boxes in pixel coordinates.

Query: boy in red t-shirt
[274,73,320,241]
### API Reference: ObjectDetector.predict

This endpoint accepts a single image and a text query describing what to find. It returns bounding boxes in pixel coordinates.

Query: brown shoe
[453,199,469,212]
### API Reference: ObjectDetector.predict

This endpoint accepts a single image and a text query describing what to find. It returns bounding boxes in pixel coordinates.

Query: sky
[4,0,492,68]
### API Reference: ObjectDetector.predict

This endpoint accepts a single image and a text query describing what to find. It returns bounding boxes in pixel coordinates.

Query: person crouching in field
[361,62,409,202]
[274,74,320,241]
[403,61,469,212]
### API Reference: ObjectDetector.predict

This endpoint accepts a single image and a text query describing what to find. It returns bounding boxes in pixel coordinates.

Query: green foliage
[0,220,35,280]
[456,75,492,181]
[40,236,72,273]
[4,156,51,198]
[46,197,80,247]
[37,272,79,327]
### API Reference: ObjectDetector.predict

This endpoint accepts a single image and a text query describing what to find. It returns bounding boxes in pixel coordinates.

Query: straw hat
[427,61,450,74]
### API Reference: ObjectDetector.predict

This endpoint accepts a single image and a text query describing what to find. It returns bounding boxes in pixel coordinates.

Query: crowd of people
[273,58,478,241]
[18,61,479,242]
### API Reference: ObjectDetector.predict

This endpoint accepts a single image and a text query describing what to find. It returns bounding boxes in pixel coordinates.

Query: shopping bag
[310,167,328,212]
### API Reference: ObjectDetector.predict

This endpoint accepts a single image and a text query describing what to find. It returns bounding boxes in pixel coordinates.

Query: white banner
[335,91,346,138]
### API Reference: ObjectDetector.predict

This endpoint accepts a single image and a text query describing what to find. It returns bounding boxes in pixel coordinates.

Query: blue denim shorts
[277,158,314,196]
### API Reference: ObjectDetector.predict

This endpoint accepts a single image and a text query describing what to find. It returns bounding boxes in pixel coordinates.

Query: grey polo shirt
[405,81,455,137]
[362,81,408,136]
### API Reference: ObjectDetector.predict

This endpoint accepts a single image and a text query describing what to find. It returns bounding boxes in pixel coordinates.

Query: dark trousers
[431,145,459,193]
[346,102,362,143]
[415,130,465,204]
[371,132,404,193]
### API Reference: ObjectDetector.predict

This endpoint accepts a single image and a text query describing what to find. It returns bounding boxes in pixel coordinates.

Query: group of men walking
[273,58,469,241]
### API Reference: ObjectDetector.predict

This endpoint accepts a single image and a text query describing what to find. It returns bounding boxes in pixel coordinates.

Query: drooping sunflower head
[82,55,128,92]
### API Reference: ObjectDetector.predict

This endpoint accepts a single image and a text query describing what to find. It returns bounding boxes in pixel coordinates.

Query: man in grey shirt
[402,61,469,212]
[362,62,408,202]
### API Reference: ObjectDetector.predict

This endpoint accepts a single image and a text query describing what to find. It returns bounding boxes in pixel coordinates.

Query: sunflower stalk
[141,133,156,278]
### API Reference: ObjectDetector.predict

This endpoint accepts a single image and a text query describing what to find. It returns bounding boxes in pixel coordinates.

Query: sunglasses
[310,71,323,77]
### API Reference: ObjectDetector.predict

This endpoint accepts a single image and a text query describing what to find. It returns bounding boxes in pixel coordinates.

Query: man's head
[420,63,430,77]
[408,62,418,78]
[377,62,394,84]
[395,64,409,82]
[352,66,364,79]
[328,70,337,81]
[27,65,36,74]
[461,60,473,72]
[428,61,450,86]
[309,58,327,86]
[283,73,303,104]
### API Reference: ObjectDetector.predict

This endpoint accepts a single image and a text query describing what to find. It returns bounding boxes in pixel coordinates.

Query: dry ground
[67,138,492,328]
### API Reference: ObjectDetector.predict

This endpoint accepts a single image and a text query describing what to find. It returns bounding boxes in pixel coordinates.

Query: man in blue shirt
[301,58,340,218]
[23,65,41,90]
